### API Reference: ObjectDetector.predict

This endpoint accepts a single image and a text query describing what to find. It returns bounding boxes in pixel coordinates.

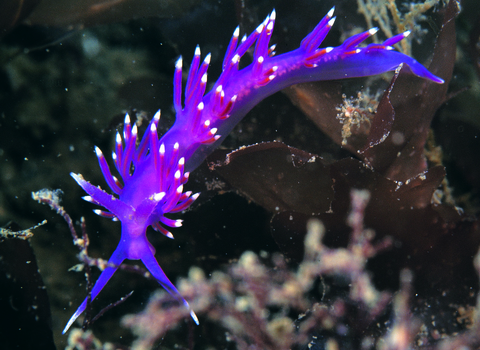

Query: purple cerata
[64,7,443,333]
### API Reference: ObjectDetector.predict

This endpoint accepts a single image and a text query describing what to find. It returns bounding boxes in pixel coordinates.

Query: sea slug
[64,7,443,333]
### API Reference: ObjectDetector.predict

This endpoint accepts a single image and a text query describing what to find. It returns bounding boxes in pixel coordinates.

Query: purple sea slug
[64,7,443,333]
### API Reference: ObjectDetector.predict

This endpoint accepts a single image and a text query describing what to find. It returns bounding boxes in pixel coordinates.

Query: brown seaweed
[207,0,479,302]
[284,0,457,182]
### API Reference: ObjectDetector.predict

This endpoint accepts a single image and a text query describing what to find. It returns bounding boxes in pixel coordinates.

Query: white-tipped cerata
[175,57,183,69]
[270,9,276,21]
[153,110,161,123]
[204,53,211,65]
[327,6,335,18]
[95,146,103,158]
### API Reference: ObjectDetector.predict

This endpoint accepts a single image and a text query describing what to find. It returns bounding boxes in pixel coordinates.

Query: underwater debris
[0,219,46,240]
[356,0,442,55]
[65,328,114,350]
[335,91,379,146]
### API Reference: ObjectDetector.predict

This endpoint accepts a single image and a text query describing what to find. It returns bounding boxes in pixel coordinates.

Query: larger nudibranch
[64,7,443,333]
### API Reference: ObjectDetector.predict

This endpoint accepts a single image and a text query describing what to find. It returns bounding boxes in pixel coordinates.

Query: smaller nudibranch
[64,7,443,333]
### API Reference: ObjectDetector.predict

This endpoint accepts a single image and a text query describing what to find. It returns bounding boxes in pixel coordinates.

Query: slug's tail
[178,7,444,171]
[63,246,126,334]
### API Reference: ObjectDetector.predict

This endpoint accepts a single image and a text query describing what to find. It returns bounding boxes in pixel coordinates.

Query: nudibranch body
[64,7,443,333]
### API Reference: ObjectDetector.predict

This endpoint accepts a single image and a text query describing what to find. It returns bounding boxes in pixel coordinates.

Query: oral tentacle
[63,245,126,334]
